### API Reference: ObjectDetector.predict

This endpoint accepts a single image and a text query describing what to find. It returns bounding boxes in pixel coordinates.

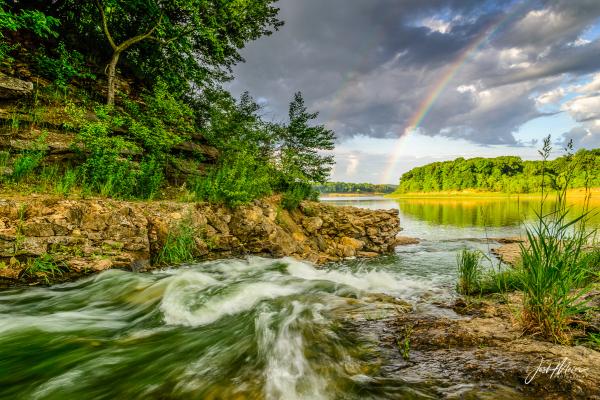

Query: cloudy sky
[229,0,600,183]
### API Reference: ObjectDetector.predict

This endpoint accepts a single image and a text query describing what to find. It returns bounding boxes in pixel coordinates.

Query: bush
[36,42,95,89]
[191,151,273,207]
[11,151,44,182]
[281,182,318,210]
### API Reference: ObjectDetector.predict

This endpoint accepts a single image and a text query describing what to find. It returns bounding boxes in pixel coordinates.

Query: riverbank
[0,195,401,287]
[380,293,600,398]
[386,187,600,199]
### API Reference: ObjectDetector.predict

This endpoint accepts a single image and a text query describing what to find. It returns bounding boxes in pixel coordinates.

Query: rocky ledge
[0,195,400,286]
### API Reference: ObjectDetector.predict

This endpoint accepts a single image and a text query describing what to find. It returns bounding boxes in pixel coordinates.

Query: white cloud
[562,94,600,122]
[456,84,476,94]
[536,87,566,107]
[421,17,452,34]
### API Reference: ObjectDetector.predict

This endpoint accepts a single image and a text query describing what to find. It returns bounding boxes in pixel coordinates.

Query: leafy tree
[0,0,59,61]
[394,149,600,194]
[278,92,335,185]
[29,0,283,104]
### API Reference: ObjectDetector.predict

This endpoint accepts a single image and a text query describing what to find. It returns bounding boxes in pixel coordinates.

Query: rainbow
[380,8,521,184]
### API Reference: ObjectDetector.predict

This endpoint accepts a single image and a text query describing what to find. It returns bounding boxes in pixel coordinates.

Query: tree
[30,0,282,104]
[278,92,335,184]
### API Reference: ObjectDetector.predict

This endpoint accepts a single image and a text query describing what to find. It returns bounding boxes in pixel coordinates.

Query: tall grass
[518,137,597,343]
[519,205,595,342]
[456,248,483,295]
[153,221,198,266]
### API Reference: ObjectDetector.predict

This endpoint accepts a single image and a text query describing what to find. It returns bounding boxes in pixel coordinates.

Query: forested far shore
[314,182,397,194]
[393,149,600,195]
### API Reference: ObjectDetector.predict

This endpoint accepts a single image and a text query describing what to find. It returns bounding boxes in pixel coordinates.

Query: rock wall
[0,196,400,285]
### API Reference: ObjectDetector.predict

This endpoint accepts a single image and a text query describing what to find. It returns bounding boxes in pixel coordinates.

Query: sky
[229,0,600,184]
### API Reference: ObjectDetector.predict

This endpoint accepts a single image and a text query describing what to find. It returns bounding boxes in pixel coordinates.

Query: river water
[0,196,597,399]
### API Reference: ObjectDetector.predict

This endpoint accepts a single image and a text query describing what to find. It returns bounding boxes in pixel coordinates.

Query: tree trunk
[106,51,121,106]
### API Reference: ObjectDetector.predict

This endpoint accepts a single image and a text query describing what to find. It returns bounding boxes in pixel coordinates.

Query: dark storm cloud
[229,0,600,145]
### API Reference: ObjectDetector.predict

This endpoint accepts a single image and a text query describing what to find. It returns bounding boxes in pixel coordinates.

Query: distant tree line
[395,149,600,194]
[315,182,397,194]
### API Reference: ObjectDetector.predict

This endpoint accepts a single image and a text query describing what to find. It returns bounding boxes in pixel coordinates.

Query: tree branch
[148,25,195,46]
[116,14,163,52]
[94,0,117,51]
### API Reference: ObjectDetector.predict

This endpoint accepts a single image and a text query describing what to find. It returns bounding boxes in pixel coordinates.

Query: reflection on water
[324,195,600,229]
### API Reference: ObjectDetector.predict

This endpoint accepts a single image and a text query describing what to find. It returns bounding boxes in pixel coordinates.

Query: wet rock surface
[369,296,600,399]
[0,195,400,286]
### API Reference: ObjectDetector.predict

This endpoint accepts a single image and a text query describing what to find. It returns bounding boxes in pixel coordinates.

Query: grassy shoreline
[385,187,600,199]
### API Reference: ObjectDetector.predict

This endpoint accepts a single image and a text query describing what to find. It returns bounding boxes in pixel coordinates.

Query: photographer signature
[525,357,589,384]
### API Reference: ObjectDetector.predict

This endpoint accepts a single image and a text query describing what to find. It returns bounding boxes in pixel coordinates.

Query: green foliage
[456,248,483,295]
[396,324,413,361]
[0,1,59,61]
[191,151,273,207]
[35,42,95,89]
[10,133,47,182]
[29,0,282,99]
[519,205,595,343]
[517,139,597,343]
[278,92,335,185]
[281,182,318,210]
[154,221,198,266]
[1,4,337,206]
[25,253,63,282]
[315,182,397,194]
[123,82,194,152]
[395,149,600,194]
[588,333,600,350]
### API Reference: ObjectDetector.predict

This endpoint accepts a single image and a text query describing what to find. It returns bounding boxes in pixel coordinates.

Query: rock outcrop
[0,74,33,99]
[0,195,400,285]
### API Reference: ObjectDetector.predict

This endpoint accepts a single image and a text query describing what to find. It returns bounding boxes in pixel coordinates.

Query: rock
[0,74,33,99]
[491,242,523,266]
[395,236,420,245]
[340,236,365,250]
[0,196,401,285]
[303,217,323,233]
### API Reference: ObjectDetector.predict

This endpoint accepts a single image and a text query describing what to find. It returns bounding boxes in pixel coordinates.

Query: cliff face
[0,196,400,286]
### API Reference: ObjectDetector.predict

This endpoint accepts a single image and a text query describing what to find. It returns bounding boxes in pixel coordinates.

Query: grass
[456,249,483,295]
[24,254,64,283]
[153,220,198,266]
[518,204,595,343]
[588,333,600,350]
[454,138,600,344]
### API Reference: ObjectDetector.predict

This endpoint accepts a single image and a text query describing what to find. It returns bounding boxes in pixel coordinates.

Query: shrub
[11,151,44,182]
[25,254,63,283]
[35,42,95,89]
[281,182,318,210]
[191,151,273,207]
[54,167,78,197]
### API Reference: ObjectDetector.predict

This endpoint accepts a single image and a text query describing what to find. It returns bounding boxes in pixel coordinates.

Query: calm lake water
[0,196,598,399]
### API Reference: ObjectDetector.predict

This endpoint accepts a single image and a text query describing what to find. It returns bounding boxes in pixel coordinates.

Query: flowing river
[1,196,598,399]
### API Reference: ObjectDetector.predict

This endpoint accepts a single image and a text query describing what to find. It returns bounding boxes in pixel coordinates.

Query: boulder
[0,74,33,99]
